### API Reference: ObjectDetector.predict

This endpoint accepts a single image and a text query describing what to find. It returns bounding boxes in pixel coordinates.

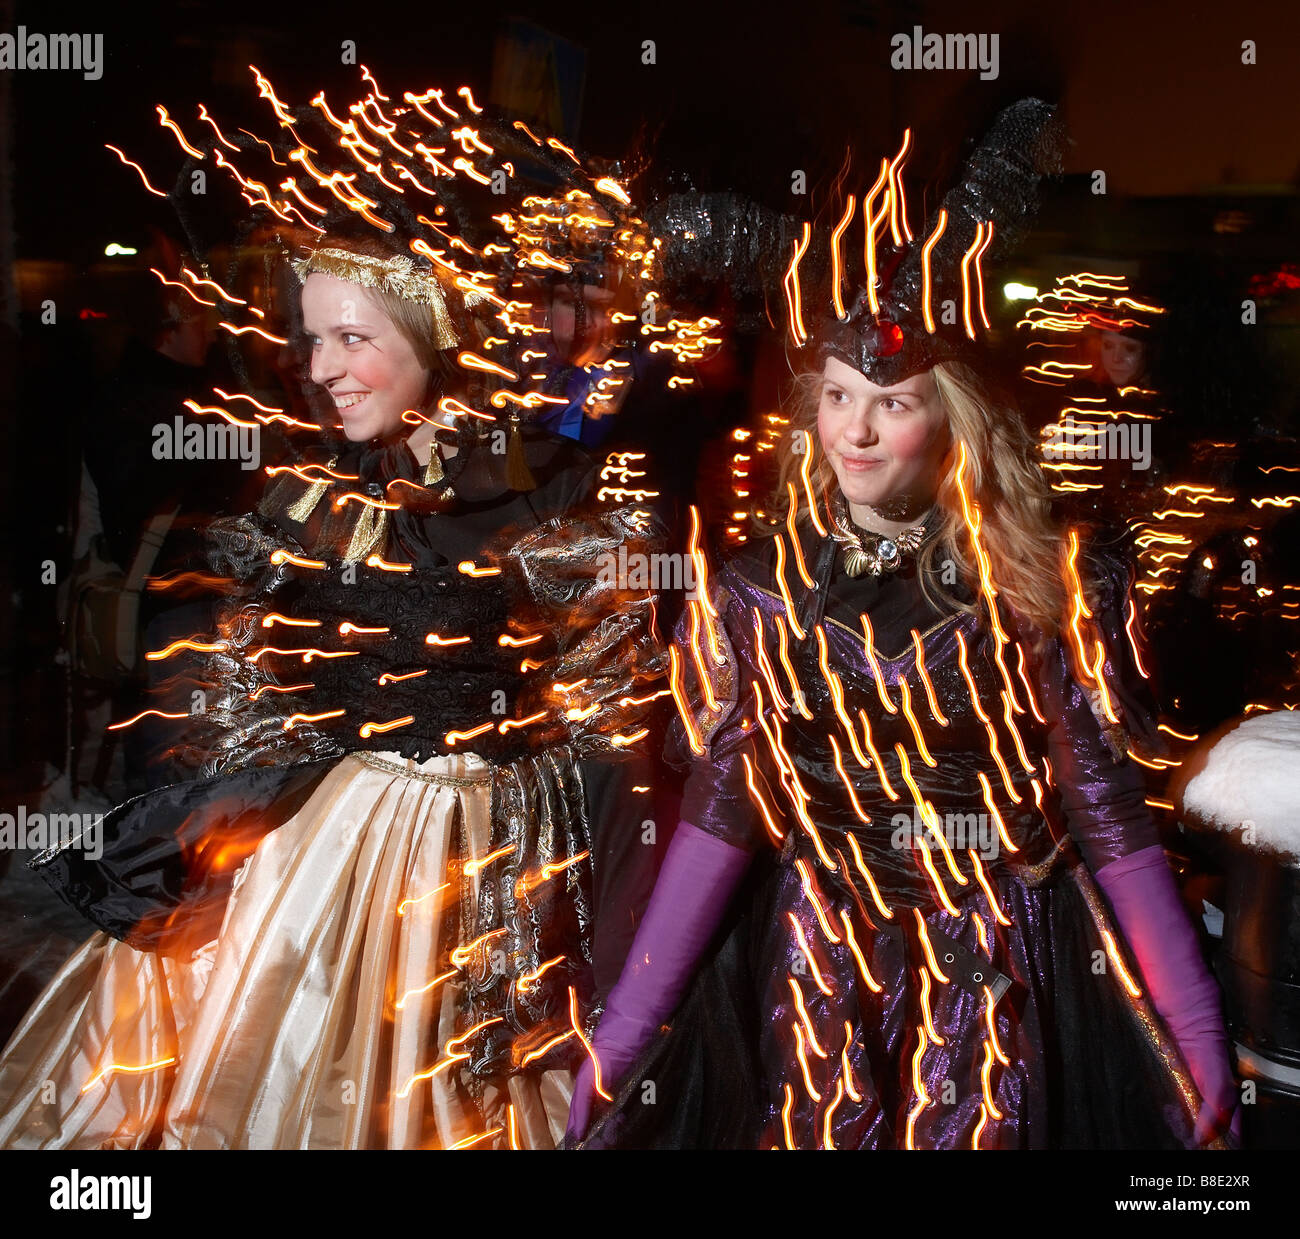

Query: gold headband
[292,246,461,350]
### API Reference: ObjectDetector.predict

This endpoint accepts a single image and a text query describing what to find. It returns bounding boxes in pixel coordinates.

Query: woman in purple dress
[566,100,1240,1150]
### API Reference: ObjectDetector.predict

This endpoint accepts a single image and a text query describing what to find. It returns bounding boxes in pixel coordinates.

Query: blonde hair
[767,356,1082,640]
[299,232,464,406]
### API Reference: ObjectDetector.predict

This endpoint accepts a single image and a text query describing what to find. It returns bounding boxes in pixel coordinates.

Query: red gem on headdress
[874,319,904,357]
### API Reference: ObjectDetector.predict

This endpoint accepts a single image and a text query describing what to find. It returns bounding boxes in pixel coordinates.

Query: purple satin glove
[566,820,751,1143]
[1095,845,1241,1145]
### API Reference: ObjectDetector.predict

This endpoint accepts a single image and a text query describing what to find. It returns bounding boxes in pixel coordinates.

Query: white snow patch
[1181,711,1300,859]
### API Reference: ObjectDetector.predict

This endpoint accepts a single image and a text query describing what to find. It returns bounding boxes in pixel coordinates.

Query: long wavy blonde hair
[766,356,1081,641]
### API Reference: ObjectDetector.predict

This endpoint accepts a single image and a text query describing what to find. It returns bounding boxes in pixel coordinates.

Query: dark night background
[1,1,1296,777]
[0,0,1296,1051]
[0,0,1294,1173]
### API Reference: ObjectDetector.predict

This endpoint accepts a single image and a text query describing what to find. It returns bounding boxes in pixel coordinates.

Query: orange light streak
[358,715,414,738]
[463,844,517,878]
[445,722,494,745]
[960,221,987,341]
[218,321,289,345]
[822,1077,845,1150]
[787,913,833,996]
[151,268,215,308]
[828,734,872,825]
[339,622,389,636]
[968,849,1010,926]
[82,1055,177,1092]
[896,745,966,889]
[153,104,203,157]
[450,928,508,968]
[916,837,961,916]
[788,976,828,1058]
[611,729,650,747]
[911,629,949,724]
[861,159,890,314]
[594,177,631,205]
[396,882,450,916]
[366,554,413,573]
[859,613,897,713]
[520,1030,576,1068]
[791,1022,823,1104]
[794,858,842,943]
[829,194,857,320]
[107,709,188,731]
[1000,689,1035,774]
[773,537,807,639]
[919,209,948,333]
[1101,929,1142,997]
[752,610,792,720]
[782,222,812,346]
[983,986,1010,1065]
[912,910,951,983]
[249,683,313,701]
[886,128,913,244]
[839,909,882,992]
[667,645,704,756]
[395,969,456,1011]
[426,633,472,647]
[145,637,227,661]
[785,484,815,587]
[815,625,874,771]
[975,771,1019,854]
[397,1017,504,1097]
[780,1083,796,1149]
[687,602,721,715]
[569,985,612,1102]
[515,954,565,994]
[741,752,786,845]
[283,709,345,731]
[904,1023,930,1149]
[773,615,811,718]
[973,220,994,330]
[797,430,829,536]
[1014,642,1047,723]
[918,967,945,1047]
[197,103,239,150]
[105,144,167,197]
[540,851,590,881]
[845,834,894,919]
[840,1022,864,1101]
[980,1040,1004,1120]
[897,678,937,767]
[450,1127,503,1150]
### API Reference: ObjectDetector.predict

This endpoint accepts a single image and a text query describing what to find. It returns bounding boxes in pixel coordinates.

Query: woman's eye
[342,332,365,346]
[824,387,847,404]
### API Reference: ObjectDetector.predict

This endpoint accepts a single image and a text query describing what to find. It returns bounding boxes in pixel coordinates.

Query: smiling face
[816,356,952,529]
[301,273,432,442]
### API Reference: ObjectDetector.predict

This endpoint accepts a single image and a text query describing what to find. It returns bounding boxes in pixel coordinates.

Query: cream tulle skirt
[0,751,572,1149]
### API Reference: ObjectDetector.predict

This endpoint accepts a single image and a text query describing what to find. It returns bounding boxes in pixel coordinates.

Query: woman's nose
[309,341,344,388]
[842,404,877,445]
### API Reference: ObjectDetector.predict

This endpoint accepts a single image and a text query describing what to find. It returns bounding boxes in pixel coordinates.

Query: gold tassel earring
[505,411,537,491]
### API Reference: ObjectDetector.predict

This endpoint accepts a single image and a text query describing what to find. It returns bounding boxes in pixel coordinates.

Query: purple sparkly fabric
[757,852,1066,1148]
[608,529,1217,1150]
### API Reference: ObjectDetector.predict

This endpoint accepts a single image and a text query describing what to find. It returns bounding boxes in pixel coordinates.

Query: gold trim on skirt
[0,751,572,1149]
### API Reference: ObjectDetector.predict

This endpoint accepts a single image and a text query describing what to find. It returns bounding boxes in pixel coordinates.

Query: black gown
[0,423,667,1149]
